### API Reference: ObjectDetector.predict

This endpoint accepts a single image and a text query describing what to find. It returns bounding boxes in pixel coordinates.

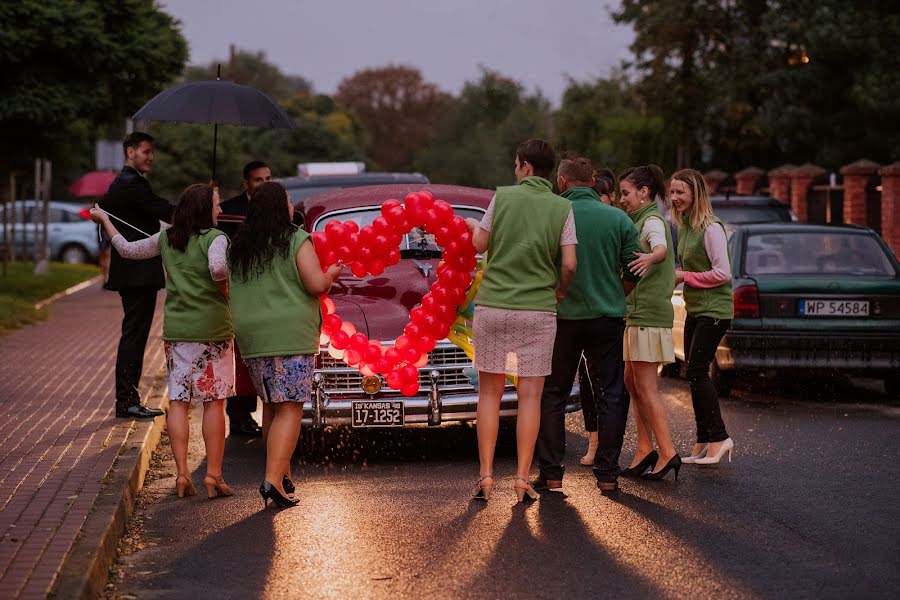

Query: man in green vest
[534,154,642,493]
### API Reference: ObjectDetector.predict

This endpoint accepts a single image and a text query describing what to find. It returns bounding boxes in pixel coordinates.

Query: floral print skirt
[243,354,316,404]
[164,340,235,403]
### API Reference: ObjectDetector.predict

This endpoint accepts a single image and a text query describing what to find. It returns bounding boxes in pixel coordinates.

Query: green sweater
[477,177,572,313]
[158,229,233,342]
[556,187,641,320]
[626,202,675,328]
[677,216,734,319]
[229,229,322,358]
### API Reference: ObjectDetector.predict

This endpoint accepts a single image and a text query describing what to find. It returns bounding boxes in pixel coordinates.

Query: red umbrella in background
[69,170,116,197]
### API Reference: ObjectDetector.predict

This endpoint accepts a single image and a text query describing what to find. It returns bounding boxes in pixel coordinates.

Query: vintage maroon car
[219,184,579,437]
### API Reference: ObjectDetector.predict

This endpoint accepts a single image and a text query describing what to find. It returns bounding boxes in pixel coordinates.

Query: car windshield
[314,206,486,252]
[744,232,897,276]
[715,205,793,224]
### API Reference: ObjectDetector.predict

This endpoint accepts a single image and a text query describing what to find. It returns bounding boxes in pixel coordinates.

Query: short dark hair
[515,138,556,179]
[592,168,616,197]
[122,132,154,156]
[243,161,269,180]
[557,152,594,185]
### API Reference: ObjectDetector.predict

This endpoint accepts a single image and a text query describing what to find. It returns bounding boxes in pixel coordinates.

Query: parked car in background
[0,200,98,263]
[671,223,900,397]
[218,184,579,452]
[276,162,429,205]
[710,195,797,225]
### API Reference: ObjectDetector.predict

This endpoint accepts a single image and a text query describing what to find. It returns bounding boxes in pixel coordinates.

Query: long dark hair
[167,184,215,251]
[228,181,295,282]
[592,168,616,199]
[620,164,668,208]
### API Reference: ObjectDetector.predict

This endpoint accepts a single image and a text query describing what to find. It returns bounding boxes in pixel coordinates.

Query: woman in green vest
[91,184,235,500]
[466,139,578,503]
[617,165,681,481]
[671,169,735,466]
[227,182,343,509]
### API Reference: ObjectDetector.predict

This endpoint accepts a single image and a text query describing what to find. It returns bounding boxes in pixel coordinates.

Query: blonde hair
[671,169,714,230]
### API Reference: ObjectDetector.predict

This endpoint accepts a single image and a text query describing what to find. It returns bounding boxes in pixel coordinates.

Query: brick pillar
[735,167,764,195]
[704,169,728,194]
[789,163,827,222]
[839,159,880,226]
[767,164,795,205]
[878,161,900,257]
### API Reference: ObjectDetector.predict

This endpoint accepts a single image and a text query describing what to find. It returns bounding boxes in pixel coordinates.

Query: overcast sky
[157,0,634,105]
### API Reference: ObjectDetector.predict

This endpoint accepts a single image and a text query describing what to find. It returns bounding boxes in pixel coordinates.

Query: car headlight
[361,375,382,395]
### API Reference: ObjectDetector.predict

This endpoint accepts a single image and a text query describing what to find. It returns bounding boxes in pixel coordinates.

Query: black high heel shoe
[259,481,299,508]
[283,476,295,495]
[642,454,682,481]
[620,450,658,477]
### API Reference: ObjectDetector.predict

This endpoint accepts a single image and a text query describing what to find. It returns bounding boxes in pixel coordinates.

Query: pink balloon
[360,362,376,377]
[413,353,429,368]
[345,348,362,366]
[340,321,357,336]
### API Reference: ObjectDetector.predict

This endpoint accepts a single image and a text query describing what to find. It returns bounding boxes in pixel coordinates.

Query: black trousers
[537,317,627,483]
[684,314,731,443]
[115,288,158,407]
[577,359,597,432]
[226,395,257,421]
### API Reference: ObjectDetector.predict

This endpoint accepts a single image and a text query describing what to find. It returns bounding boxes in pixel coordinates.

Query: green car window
[744,232,897,277]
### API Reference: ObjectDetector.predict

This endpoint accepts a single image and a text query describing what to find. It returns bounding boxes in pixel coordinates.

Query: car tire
[60,244,89,264]
[884,375,900,399]
[711,361,735,398]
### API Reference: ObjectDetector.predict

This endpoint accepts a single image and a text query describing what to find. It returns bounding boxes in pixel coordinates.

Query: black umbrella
[132,68,296,180]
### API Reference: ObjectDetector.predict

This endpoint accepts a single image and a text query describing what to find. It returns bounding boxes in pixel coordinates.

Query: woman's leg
[262,402,275,443]
[625,361,655,468]
[476,372,505,480]
[201,399,226,477]
[515,376,545,482]
[685,316,732,456]
[631,361,677,472]
[265,403,302,495]
[683,314,707,457]
[167,401,191,477]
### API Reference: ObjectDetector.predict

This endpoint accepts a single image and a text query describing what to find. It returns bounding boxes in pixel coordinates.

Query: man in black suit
[100,132,173,419]
[219,161,271,435]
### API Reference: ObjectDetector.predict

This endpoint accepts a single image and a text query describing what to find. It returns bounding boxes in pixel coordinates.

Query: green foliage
[0,261,100,334]
[416,69,553,188]
[0,0,187,167]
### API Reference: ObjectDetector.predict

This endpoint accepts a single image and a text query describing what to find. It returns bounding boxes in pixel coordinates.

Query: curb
[51,374,169,600]
[34,274,104,311]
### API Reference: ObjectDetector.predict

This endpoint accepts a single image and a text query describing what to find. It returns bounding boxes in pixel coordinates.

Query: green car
[672,223,900,397]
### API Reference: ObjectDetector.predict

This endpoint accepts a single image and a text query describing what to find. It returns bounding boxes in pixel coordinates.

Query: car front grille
[318,343,477,396]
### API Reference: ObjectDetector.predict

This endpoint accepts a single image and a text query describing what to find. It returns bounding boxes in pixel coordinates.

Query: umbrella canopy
[133,80,296,129]
[69,170,116,197]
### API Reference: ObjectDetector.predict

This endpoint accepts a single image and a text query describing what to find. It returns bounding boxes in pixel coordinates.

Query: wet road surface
[107,375,900,599]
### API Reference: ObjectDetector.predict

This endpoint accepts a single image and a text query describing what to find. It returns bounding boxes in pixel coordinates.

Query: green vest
[477,177,572,313]
[229,229,322,358]
[626,203,675,328]
[557,187,642,319]
[158,229,233,342]
[677,216,734,319]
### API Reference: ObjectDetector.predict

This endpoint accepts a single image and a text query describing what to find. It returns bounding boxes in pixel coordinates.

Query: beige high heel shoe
[682,443,709,464]
[203,474,234,498]
[472,475,494,501]
[175,475,196,498]
[514,477,539,503]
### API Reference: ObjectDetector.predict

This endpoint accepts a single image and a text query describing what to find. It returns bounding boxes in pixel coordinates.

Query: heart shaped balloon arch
[312,191,479,397]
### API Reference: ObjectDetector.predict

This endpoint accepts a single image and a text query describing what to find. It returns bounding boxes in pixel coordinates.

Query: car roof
[735,222,877,235]
[276,172,429,188]
[301,184,493,223]
[711,195,787,207]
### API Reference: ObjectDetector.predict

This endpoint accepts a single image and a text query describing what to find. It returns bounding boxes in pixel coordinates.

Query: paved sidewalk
[0,281,165,599]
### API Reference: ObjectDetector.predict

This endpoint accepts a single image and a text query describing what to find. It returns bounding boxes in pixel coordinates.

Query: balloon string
[95,209,153,240]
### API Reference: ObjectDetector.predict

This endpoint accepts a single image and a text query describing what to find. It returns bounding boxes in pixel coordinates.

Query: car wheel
[711,361,735,398]
[884,375,900,399]
[60,244,89,264]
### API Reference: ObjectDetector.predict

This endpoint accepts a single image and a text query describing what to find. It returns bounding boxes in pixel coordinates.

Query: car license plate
[351,401,404,427]
[799,299,869,317]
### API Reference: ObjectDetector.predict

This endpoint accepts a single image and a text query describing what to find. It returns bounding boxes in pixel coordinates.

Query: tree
[184,47,313,99]
[336,66,450,172]
[0,0,187,168]
[415,68,553,188]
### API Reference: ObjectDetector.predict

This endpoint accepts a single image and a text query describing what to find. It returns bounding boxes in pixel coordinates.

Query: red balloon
[384,346,402,365]
[410,306,426,325]
[311,231,329,250]
[324,314,342,332]
[434,224,452,245]
[351,262,368,278]
[349,332,369,351]
[404,322,423,339]
[431,321,451,340]
[365,343,383,363]
[381,199,402,215]
[385,206,407,229]
[401,382,420,397]
[373,234,390,252]
[373,357,392,374]
[402,345,421,364]
[432,283,450,303]
[320,296,336,315]
[415,335,437,353]
[400,364,419,384]
[434,303,456,324]
[449,286,467,304]
[385,248,401,265]
[458,230,473,247]
[421,293,437,312]
[359,362,376,377]
[359,225,377,246]
[325,221,345,238]
[344,221,360,235]
[330,330,350,350]
[369,259,386,276]
[345,348,362,366]
[394,336,412,352]
[420,312,438,334]
[448,215,467,236]
[387,369,403,389]
[424,208,441,229]
[322,250,339,267]
[358,245,375,262]
[372,216,392,232]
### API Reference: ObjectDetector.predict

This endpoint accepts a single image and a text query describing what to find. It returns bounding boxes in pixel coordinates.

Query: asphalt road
[106,375,900,600]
